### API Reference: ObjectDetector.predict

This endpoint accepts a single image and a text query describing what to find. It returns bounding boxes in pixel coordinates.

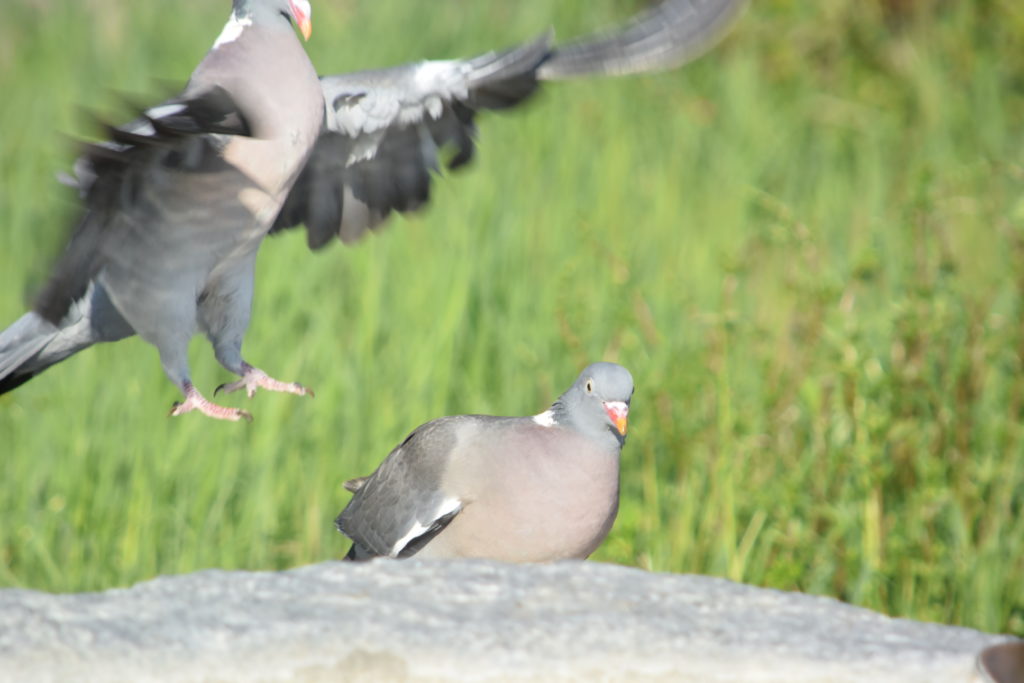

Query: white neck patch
[532,410,557,427]
[213,11,252,49]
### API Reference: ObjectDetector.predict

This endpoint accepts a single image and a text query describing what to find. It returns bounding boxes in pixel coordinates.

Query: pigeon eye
[585,380,593,393]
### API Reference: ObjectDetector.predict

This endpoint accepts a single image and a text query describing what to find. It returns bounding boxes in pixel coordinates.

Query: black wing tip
[76,85,254,162]
[0,369,38,396]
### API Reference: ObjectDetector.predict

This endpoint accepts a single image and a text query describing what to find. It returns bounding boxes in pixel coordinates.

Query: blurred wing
[39,87,253,324]
[538,0,747,79]
[271,0,746,250]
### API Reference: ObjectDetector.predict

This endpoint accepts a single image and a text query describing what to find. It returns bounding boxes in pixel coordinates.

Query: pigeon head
[551,362,634,446]
[232,0,312,41]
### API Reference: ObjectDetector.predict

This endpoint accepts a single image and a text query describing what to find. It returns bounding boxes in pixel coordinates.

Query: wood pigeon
[0,0,744,420]
[337,362,634,562]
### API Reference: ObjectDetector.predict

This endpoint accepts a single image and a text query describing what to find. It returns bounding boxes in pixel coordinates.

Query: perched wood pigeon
[0,0,744,420]
[336,362,634,561]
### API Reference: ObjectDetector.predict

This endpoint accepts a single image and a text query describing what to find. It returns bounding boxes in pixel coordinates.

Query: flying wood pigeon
[336,362,634,561]
[0,0,744,420]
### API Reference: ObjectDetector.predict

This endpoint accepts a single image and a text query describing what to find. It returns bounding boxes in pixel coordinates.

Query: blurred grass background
[1,0,1022,636]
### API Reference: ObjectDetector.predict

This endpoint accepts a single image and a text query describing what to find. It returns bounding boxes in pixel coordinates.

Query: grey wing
[38,87,254,324]
[538,0,747,79]
[335,418,465,559]
[270,0,746,249]
[271,32,553,249]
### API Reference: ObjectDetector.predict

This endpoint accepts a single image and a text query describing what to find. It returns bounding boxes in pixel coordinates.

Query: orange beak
[289,1,312,41]
[603,401,629,436]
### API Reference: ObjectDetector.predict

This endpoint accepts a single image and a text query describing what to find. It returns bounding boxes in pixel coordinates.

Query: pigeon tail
[0,281,134,395]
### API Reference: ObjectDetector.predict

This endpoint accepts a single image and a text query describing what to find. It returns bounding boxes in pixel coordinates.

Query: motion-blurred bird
[0,0,743,420]
[337,362,633,561]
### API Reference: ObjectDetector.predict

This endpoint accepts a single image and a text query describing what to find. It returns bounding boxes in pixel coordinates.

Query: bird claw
[168,395,252,421]
[215,365,313,399]
[170,384,253,422]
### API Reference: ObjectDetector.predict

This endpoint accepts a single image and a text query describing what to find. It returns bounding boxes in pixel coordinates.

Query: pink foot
[214,363,314,399]
[170,382,253,422]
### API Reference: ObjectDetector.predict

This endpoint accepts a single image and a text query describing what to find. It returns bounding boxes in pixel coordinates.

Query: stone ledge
[0,560,1014,682]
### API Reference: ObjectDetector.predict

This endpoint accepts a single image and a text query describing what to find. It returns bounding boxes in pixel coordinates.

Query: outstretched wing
[270,0,746,250]
[271,33,552,248]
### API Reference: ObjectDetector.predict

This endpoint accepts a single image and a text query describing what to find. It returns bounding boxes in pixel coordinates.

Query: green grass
[1,0,1022,637]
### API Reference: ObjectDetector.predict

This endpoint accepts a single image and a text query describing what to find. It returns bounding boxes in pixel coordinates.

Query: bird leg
[214,362,314,399]
[170,381,253,422]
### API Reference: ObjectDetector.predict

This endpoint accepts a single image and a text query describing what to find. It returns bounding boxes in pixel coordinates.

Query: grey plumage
[538,0,745,79]
[2,0,322,419]
[337,363,634,562]
[0,0,742,419]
